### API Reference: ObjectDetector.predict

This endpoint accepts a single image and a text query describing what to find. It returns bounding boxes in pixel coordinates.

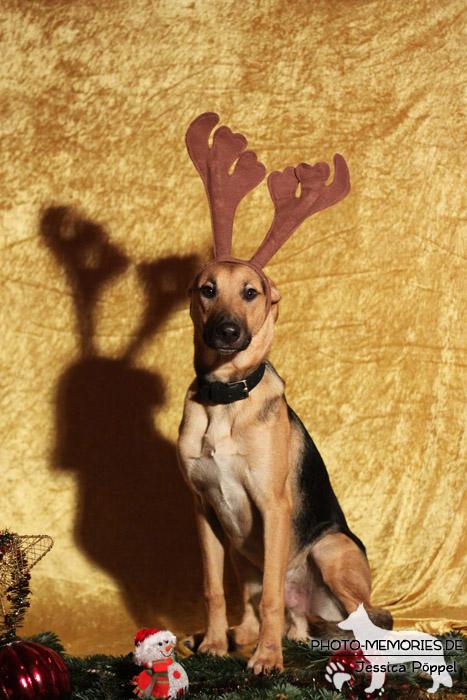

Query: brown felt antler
[186,112,350,272]
[250,155,350,268]
[186,112,266,258]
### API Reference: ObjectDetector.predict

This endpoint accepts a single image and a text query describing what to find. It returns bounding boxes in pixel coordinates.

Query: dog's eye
[244,287,258,301]
[200,285,216,298]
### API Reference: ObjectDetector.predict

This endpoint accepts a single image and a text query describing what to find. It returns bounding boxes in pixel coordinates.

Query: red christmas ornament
[326,646,386,700]
[0,640,71,699]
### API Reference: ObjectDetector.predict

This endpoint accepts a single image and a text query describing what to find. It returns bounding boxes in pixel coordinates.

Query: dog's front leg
[195,496,229,656]
[247,497,291,674]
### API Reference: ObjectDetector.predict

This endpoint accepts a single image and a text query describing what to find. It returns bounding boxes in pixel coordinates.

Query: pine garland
[0,530,31,645]
[26,631,467,700]
[1,527,463,699]
[0,529,54,645]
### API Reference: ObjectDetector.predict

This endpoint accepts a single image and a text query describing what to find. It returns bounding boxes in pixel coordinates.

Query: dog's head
[189,261,280,362]
[185,113,350,375]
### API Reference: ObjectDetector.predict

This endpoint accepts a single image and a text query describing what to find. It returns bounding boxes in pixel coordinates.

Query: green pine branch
[22,631,467,700]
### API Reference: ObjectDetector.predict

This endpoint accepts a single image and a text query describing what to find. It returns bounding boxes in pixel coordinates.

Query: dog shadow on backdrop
[40,205,204,628]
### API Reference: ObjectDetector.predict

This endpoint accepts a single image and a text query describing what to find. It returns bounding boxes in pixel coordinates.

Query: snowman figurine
[132,628,189,699]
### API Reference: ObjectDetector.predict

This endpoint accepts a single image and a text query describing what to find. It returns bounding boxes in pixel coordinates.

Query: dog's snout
[215,321,241,343]
[202,313,251,353]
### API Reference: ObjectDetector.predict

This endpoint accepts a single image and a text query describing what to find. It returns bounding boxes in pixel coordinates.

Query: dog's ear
[268,280,281,322]
[270,281,281,305]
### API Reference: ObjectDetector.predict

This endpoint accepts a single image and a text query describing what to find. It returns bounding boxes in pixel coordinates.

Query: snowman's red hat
[134,628,160,646]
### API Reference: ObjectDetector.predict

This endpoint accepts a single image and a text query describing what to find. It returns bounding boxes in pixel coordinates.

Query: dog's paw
[247,645,283,675]
[198,637,229,656]
[325,660,351,690]
[286,624,310,642]
[184,629,237,654]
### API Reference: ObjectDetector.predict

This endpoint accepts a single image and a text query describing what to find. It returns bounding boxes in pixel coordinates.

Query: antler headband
[186,112,350,309]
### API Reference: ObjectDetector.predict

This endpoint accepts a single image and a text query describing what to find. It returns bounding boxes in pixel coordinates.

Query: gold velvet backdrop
[1,0,466,656]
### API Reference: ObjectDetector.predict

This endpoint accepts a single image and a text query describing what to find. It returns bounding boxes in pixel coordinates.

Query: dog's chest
[186,414,253,541]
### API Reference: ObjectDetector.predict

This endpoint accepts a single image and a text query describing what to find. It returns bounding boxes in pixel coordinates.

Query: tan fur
[177,262,384,673]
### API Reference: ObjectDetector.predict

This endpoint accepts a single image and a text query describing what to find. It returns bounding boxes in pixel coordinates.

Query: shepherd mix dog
[177,113,392,674]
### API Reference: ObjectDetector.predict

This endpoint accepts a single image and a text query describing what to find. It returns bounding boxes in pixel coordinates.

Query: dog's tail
[367,606,393,630]
[307,606,393,640]
[307,616,352,640]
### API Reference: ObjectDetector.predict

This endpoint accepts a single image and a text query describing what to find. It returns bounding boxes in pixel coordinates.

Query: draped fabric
[1,0,465,656]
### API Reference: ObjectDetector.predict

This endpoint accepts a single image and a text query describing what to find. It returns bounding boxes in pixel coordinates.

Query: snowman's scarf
[142,658,172,698]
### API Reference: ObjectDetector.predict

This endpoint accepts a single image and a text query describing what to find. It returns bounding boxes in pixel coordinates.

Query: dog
[177,113,392,674]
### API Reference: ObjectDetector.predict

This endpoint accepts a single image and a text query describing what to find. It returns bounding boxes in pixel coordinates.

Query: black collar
[197,363,266,405]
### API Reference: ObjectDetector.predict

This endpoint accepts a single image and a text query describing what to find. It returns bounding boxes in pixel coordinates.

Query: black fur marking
[288,405,366,554]
[256,395,282,423]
